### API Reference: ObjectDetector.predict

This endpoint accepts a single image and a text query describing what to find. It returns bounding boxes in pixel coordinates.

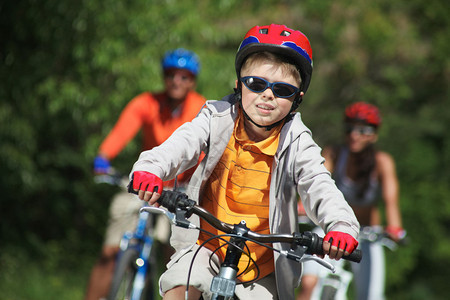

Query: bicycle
[107,202,158,300]
[95,171,159,300]
[138,190,362,300]
[306,225,406,300]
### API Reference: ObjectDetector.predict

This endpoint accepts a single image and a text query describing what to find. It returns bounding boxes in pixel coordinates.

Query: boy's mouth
[256,104,275,111]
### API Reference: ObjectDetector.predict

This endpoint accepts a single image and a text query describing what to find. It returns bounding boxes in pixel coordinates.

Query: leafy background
[1,0,449,299]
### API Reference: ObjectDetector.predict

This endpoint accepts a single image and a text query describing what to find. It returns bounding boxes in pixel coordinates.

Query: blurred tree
[0,0,448,298]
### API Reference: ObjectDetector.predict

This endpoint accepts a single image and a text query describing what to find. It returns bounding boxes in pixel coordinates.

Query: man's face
[164,68,195,101]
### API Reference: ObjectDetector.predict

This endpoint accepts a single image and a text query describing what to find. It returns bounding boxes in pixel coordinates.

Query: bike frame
[116,204,155,300]
[308,226,400,300]
[96,172,158,300]
[309,258,352,300]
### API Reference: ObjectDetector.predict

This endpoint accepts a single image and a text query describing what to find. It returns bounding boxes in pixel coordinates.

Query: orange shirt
[99,91,205,183]
[198,110,281,282]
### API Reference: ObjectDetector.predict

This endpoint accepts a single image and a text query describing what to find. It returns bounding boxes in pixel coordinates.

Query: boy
[129,24,360,300]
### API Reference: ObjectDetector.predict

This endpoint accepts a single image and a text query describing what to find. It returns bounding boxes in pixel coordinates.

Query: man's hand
[93,155,111,174]
[129,171,163,205]
[323,231,358,260]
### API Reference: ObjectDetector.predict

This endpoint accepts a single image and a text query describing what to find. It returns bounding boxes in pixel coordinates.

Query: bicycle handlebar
[94,170,126,187]
[156,190,362,263]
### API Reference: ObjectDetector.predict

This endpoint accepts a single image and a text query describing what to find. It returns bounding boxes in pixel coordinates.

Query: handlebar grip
[128,180,194,213]
[345,248,362,263]
[305,233,362,263]
[157,191,177,212]
[128,183,138,195]
[157,190,195,213]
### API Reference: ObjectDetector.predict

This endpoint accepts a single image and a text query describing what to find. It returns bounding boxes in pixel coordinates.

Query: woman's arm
[377,151,404,240]
[321,146,336,173]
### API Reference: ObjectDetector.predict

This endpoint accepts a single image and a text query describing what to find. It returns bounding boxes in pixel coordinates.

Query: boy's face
[239,61,302,129]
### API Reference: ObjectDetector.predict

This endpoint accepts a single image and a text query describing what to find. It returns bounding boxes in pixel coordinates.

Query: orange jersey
[99,91,205,183]
[198,111,281,282]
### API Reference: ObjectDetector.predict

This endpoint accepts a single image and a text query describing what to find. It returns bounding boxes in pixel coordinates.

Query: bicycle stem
[211,221,249,299]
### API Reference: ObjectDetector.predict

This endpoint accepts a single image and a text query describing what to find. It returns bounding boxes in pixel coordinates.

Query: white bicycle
[307,226,404,300]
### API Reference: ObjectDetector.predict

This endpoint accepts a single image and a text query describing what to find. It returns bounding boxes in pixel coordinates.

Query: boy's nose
[261,87,275,99]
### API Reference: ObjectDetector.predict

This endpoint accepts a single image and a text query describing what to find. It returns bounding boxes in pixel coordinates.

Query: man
[85,48,206,300]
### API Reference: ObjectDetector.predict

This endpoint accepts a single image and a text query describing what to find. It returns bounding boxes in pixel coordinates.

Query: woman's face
[239,61,302,129]
[345,122,378,153]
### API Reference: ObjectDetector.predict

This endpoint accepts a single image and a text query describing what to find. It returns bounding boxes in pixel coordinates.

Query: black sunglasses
[240,76,299,98]
[345,124,376,135]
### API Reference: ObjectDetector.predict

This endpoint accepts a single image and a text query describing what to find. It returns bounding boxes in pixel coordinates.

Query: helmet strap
[290,93,303,112]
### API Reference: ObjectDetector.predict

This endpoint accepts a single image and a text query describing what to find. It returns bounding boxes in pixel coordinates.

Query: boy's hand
[323,231,358,260]
[129,171,163,205]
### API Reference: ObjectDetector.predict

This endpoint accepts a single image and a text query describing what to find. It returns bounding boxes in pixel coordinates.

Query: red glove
[131,171,163,194]
[324,231,359,254]
[385,226,407,241]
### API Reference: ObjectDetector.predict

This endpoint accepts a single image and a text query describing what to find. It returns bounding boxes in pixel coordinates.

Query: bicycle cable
[184,226,296,299]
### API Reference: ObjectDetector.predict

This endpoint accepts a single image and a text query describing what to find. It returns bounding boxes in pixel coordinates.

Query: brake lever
[140,206,198,230]
[140,206,177,226]
[301,255,336,273]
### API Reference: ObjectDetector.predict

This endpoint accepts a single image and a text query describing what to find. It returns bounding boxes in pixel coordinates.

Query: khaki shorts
[159,244,278,299]
[103,190,171,246]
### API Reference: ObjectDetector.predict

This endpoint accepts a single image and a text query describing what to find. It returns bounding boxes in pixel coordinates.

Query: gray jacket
[131,94,360,300]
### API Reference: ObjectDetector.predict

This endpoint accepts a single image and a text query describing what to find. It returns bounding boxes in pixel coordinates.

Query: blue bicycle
[95,172,158,300]
[107,202,157,300]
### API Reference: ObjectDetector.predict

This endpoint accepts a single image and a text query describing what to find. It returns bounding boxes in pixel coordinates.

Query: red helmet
[345,102,382,127]
[235,24,313,93]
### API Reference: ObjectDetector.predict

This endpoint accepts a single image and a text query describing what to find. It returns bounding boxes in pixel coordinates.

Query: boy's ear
[235,79,239,89]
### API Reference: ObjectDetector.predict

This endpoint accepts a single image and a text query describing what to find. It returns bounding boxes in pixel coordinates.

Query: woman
[298,102,405,300]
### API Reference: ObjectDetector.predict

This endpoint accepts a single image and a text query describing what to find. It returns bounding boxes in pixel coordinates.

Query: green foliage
[0,246,92,300]
[1,0,449,298]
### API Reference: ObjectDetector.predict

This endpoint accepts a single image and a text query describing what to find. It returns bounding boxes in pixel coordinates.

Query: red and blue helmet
[345,102,382,127]
[162,48,200,76]
[235,24,313,93]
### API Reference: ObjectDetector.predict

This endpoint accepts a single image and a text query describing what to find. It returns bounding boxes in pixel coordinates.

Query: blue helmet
[161,48,200,76]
